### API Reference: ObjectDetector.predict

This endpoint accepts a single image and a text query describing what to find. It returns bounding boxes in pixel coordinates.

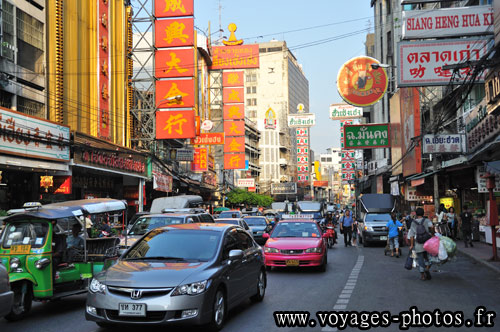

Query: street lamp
[157,95,183,107]
[370,63,396,70]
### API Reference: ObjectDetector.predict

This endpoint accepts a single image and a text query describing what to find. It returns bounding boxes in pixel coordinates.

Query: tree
[226,189,273,207]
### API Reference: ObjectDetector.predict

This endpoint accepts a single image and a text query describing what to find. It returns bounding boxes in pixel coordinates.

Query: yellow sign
[222,23,244,46]
[11,244,31,255]
[439,197,455,210]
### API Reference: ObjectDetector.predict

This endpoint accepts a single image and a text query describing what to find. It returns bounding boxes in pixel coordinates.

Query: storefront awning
[405,170,439,187]
[0,155,69,172]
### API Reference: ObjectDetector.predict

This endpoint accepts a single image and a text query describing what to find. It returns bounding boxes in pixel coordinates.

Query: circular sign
[336,56,388,107]
[201,120,213,131]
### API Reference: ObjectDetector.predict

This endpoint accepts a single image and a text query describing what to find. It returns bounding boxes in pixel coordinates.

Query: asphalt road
[1,234,499,332]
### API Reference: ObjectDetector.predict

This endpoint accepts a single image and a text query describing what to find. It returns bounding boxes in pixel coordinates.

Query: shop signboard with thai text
[271,182,297,195]
[406,186,433,202]
[423,134,466,154]
[465,100,500,152]
[0,107,70,162]
[190,133,225,145]
[153,172,173,193]
[343,124,390,149]
[477,166,500,193]
[402,5,493,40]
[210,44,259,70]
[397,37,490,87]
[287,114,316,127]
[237,178,255,188]
[329,104,363,120]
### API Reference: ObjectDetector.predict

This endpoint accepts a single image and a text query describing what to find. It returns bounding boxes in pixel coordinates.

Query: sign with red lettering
[54,176,72,194]
[190,133,225,145]
[155,49,195,78]
[156,110,196,139]
[155,18,194,48]
[192,147,208,172]
[403,5,493,40]
[153,172,173,192]
[156,79,195,108]
[296,128,309,137]
[155,0,194,18]
[398,37,490,87]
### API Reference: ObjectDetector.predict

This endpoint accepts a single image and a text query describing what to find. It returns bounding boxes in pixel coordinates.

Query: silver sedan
[85,223,266,331]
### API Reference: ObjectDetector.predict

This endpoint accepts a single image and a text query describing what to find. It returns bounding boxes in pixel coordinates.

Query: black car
[243,216,272,244]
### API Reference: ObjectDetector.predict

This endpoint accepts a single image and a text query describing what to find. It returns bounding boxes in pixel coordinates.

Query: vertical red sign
[98,0,110,140]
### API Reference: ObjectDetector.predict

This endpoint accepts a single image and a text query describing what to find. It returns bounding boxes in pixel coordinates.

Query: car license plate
[286,259,299,266]
[118,303,146,317]
[380,236,388,241]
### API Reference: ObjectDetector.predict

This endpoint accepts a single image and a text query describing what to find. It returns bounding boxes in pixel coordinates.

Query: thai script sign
[81,150,146,174]
[406,186,433,202]
[344,124,390,149]
[465,100,500,153]
[329,104,363,120]
[423,134,465,154]
[190,133,225,145]
[397,37,490,87]
[337,56,388,107]
[153,172,173,193]
[0,107,70,161]
[237,178,255,188]
[174,148,194,161]
[288,114,316,127]
[402,5,493,40]
[210,44,259,70]
[271,182,297,195]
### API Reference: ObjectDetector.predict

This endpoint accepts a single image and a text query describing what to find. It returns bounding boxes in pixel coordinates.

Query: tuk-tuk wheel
[5,281,33,321]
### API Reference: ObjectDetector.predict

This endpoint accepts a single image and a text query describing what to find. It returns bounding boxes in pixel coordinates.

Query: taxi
[262,219,328,272]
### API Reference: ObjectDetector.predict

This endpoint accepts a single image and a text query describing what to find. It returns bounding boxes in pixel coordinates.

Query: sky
[192,0,374,155]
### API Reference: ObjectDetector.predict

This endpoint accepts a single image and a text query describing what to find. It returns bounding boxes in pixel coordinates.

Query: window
[246,98,257,106]
[223,231,239,259]
[16,9,44,72]
[249,110,257,118]
[246,73,257,82]
[235,231,253,250]
[199,214,215,223]
[246,86,256,94]
[17,97,44,118]
[2,1,15,61]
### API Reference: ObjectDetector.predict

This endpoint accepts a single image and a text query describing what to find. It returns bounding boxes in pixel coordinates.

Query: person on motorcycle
[325,212,337,244]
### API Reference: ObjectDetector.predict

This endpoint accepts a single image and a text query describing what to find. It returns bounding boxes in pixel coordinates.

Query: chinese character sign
[398,37,490,87]
[224,136,245,153]
[223,104,245,120]
[155,0,194,18]
[155,49,195,78]
[223,87,244,104]
[223,120,245,137]
[156,110,196,139]
[223,71,244,87]
[224,153,245,169]
[156,79,195,108]
[155,18,194,48]
[98,0,110,139]
[192,147,208,172]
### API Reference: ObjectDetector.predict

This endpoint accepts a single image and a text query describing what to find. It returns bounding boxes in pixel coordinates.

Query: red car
[262,219,328,272]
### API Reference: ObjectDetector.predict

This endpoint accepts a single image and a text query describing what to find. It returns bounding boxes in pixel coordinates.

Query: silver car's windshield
[128,216,184,235]
[244,217,267,226]
[124,229,221,261]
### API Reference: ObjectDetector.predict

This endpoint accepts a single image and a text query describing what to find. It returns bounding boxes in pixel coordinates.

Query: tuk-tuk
[0,199,126,320]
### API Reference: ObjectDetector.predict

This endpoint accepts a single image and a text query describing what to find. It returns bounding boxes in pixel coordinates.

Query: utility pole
[429,96,439,215]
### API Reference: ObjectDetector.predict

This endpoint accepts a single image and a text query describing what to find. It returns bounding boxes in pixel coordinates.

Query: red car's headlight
[305,247,322,253]
[264,247,279,253]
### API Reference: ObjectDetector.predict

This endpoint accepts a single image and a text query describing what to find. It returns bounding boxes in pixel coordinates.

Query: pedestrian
[386,212,403,257]
[437,203,447,224]
[408,207,434,281]
[460,205,473,248]
[446,207,457,240]
[340,209,354,247]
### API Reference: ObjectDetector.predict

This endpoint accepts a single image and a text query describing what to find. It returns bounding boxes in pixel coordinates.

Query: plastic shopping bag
[440,236,457,256]
[438,241,448,262]
[404,253,413,270]
[423,236,440,256]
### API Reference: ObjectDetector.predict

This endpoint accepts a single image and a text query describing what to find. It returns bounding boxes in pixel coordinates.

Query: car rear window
[128,216,184,235]
[199,214,215,223]
[216,219,239,225]
[219,211,241,218]
[244,217,267,226]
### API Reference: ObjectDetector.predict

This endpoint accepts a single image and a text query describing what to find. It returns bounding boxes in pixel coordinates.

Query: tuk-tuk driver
[51,220,65,269]
[67,224,84,250]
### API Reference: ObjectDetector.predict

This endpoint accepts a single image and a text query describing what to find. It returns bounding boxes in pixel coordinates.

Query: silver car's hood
[104,260,208,288]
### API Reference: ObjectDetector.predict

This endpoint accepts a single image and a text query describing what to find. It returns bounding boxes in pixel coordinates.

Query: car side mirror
[228,249,244,262]
[262,233,270,239]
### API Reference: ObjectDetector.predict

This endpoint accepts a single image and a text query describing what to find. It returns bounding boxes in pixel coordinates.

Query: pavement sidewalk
[455,239,500,274]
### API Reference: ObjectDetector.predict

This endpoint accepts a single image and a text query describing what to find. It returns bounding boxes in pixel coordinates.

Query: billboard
[271,182,297,195]
[224,153,245,169]
[223,87,245,104]
[223,104,245,120]
[223,71,244,87]
[397,37,490,87]
[337,56,388,107]
[210,44,259,70]
[190,133,225,145]
[224,137,245,153]
[343,124,390,149]
[155,0,194,18]
[237,178,255,188]
[156,110,196,139]
[155,18,195,48]
[400,88,422,177]
[402,5,493,40]
[156,79,195,108]
[287,114,316,127]
[155,49,195,78]
[223,120,245,137]
[329,103,363,120]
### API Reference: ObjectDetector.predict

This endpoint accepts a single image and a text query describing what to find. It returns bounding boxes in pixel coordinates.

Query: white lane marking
[322,254,364,332]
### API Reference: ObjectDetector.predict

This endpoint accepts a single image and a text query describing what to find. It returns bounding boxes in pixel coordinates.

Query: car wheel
[318,254,327,272]
[362,237,369,247]
[250,270,266,302]
[5,281,33,321]
[207,288,226,331]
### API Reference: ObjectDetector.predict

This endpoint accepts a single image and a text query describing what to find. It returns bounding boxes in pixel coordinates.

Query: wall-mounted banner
[288,113,316,127]
[223,87,244,104]
[155,0,194,18]
[223,120,245,137]
[237,178,255,188]
[344,123,390,149]
[210,44,259,70]
[156,79,195,108]
[224,153,245,169]
[156,110,196,139]
[337,56,388,107]
[155,18,194,48]
[297,137,309,146]
[397,37,490,87]
[98,0,110,140]
[222,71,244,87]
[192,147,208,172]
[271,182,297,195]
[155,49,195,78]
[190,133,225,145]
[223,104,245,120]
[224,136,245,153]
[329,103,363,120]
[402,5,493,40]
[423,134,465,154]
[0,107,70,161]
[264,108,277,129]
[297,147,309,154]
[296,128,309,136]
[313,181,329,187]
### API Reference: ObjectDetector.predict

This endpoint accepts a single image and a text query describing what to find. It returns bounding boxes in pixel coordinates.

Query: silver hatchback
[86,223,266,330]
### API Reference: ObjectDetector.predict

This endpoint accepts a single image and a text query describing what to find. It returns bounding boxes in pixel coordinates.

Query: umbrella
[214,207,230,212]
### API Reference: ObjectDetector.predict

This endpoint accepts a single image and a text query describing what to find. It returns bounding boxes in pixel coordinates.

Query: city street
[2,235,499,332]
